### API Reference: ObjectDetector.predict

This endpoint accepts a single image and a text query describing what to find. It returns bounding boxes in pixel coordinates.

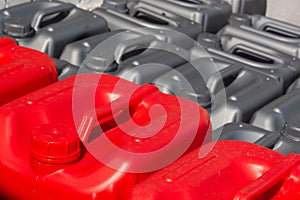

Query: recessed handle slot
[233,48,274,64]
[175,0,204,5]
[31,4,74,30]
[134,11,169,25]
[120,48,147,62]
[263,26,300,39]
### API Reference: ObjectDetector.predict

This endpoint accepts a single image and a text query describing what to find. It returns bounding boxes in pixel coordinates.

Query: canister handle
[78,85,157,143]
[207,64,243,94]
[31,3,75,31]
[84,34,155,72]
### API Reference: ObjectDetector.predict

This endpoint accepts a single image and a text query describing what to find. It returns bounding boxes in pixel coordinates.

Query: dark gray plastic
[215,121,300,155]
[220,21,300,59]
[154,59,282,129]
[78,30,189,85]
[287,78,300,93]
[3,17,34,37]
[273,122,300,155]
[210,63,282,129]
[0,0,108,58]
[0,0,103,10]
[102,0,129,13]
[93,7,202,49]
[249,89,300,155]
[53,58,78,80]
[130,0,232,33]
[251,88,300,132]
[230,14,300,37]
[60,30,125,66]
[126,0,139,10]
[223,0,266,15]
[214,122,279,148]
[153,57,230,109]
[192,33,300,90]
[196,33,222,49]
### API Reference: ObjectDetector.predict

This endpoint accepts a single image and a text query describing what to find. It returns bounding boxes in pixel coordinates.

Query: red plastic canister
[126,140,300,200]
[0,38,57,105]
[0,74,210,199]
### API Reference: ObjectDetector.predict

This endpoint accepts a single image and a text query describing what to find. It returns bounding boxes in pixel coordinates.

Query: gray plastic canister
[154,59,282,129]
[214,122,279,148]
[94,1,203,49]
[0,0,108,58]
[76,31,189,85]
[192,33,300,91]
[220,21,300,59]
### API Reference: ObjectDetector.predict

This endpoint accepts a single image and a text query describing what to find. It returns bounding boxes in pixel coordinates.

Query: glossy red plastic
[0,74,211,199]
[126,141,300,200]
[0,37,57,105]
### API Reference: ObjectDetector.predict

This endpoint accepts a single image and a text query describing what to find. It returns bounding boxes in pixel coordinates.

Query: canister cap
[102,0,129,13]
[281,121,300,141]
[3,17,34,38]
[229,13,252,26]
[30,123,81,164]
[197,33,221,49]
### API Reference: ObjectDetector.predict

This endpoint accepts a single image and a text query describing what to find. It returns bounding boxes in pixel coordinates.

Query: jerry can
[152,57,228,109]
[229,14,300,40]
[271,121,300,155]
[101,0,129,13]
[217,120,300,156]
[215,122,280,148]
[0,0,108,58]
[224,0,266,14]
[60,30,124,67]
[78,31,188,85]
[249,88,300,155]
[0,37,57,105]
[207,63,282,128]
[127,0,232,33]
[0,73,211,199]
[193,33,300,90]
[2,0,103,10]
[220,20,300,59]
[153,59,282,129]
[251,88,300,133]
[93,1,202,49]
[126,140,300,200]
[127,0,266,15]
